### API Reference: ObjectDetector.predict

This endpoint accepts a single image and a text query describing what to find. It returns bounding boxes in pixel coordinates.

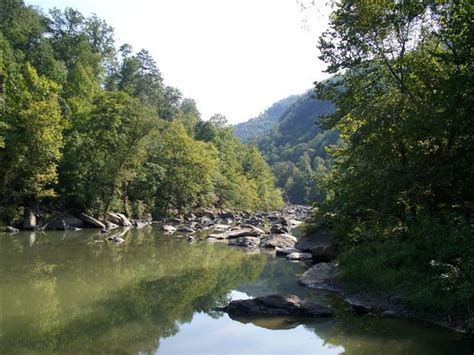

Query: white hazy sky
[26,0,330,123]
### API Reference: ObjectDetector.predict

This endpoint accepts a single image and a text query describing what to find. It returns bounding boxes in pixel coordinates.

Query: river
[1,226,472,354]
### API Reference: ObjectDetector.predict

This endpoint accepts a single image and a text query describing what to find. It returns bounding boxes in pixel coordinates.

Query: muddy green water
[1,227,472,354]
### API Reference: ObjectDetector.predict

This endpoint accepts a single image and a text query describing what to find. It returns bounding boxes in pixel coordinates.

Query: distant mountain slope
[235,90,338,204]
[234,95,299,143]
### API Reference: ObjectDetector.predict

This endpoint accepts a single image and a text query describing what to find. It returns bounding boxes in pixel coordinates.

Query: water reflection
[1,228,473,354]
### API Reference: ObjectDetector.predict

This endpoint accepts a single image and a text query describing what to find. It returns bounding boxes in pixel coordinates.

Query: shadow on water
[1,227,473,354]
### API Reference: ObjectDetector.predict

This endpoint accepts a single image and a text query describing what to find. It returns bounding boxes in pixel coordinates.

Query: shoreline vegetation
[0,1,284,229]
[1,0,473,343]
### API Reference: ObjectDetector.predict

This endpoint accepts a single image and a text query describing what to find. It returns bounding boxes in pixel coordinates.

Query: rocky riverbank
[2,204,471,335]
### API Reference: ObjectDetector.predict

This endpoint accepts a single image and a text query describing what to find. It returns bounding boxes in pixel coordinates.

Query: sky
[25,0,330,124]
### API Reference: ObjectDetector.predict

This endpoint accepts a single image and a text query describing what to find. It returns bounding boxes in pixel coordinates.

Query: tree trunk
[23,207,36,230]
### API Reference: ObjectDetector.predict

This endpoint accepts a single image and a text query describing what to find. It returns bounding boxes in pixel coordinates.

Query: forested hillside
[0,0,284,225]
[313,0,474,327]
[234,95,298,143]
[236,90,338,205]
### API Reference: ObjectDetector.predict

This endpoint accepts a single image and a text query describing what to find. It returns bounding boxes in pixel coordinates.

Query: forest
[1,0,473,336]
[312,0,473,327]
[0,0,284,225]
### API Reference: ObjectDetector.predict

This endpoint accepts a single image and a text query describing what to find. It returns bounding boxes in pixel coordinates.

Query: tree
[314,0,474,322]
[59,92,156,214]
[154,120,218,214]
[0,62,64,213]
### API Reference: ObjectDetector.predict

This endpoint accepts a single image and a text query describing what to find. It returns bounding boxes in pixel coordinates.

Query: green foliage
[234,95,299,143]
[315,0,474,324]
[153,120,217,214]
[241,90,338,204]
[0,60,64,206]
[0,1,283,222]
[196,115,284,211]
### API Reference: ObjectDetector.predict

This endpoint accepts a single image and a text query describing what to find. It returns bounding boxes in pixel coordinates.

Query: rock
[298,262,338,289]
[219,211,235,219]
[296,231,335,252]
[311,243,337,263]
[162,225,177,233]
[286,252,313,261]
[184,212,196,221]
[44,214,85,230]
[2,226,19,233]
[275,247,301,256]
[23,208,36,230]
[382,310,396,318]
[79,213,106,229]
[289,219,303,228]
[226,227,264,239]
[213,224,231,232]
[228,236,261,248]
[176,227,196,233]
[270,224,289,234]
[195,208,217,220]
[167,217,183,225]
[186,235,195,241]
[261,233,297,249]
[242,216,264,226]
[345,297,373,314]
[220,294,333,318]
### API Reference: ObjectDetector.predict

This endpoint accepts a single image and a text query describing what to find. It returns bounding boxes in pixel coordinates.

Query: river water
[1,227,472,354]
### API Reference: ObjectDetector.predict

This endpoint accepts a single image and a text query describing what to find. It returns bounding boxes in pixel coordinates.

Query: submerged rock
[220,294,333,318]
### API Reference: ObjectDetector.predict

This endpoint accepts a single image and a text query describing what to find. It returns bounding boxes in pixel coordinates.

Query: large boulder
[296,231,336,252]
[298,262,338,289]
[228,236,261,248]
[79,213,106,229]
[220,294,333,318]
[226,227,264,239]
[261,233,297,249]
[45,214,84,230]
[270,224,289,234]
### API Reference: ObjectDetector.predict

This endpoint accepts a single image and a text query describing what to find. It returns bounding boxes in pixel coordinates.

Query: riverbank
[2,204,472,335]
